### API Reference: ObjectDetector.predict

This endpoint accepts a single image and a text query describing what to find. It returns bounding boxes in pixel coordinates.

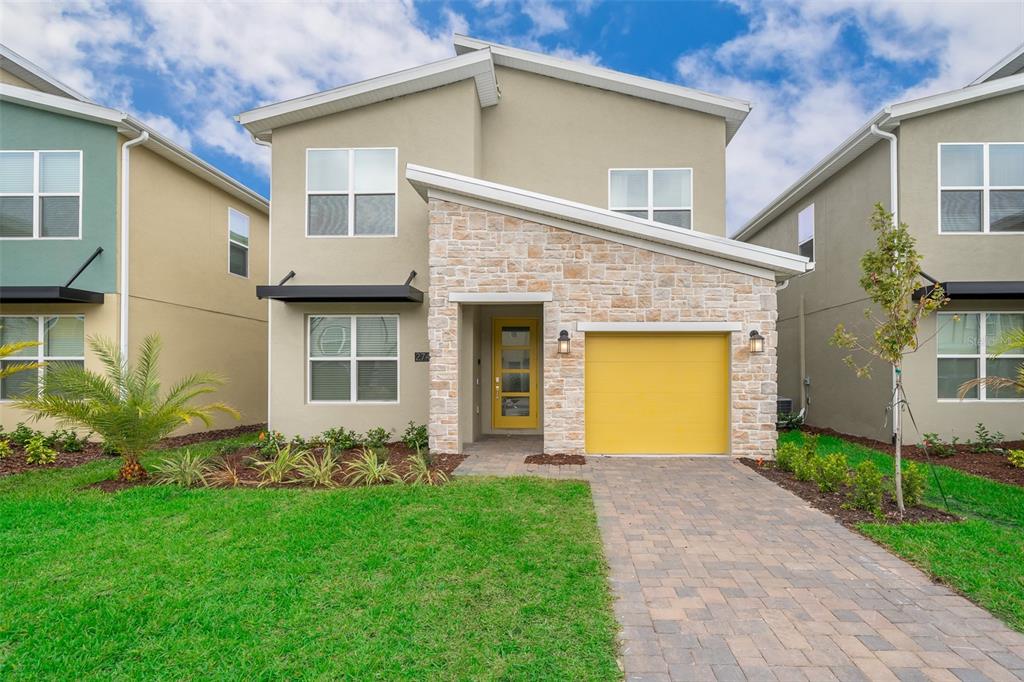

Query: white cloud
[522,0,569,35]
[136,113,193,150]
[197,112,270,174]
[675,0,1024,234]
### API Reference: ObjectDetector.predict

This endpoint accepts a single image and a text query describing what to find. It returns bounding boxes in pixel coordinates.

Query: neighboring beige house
[737,43,1024,444]
[0,44,269,433]
[237,36,810,456]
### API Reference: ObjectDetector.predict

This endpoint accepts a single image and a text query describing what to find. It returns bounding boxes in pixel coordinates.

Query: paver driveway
[457,450,1024,681]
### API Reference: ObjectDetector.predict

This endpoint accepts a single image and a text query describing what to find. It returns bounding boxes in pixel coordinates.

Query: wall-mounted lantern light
[749,329,765,354]
[557,329,571,354]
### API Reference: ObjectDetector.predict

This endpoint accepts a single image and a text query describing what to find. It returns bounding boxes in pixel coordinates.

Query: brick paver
[456,448,1024,681]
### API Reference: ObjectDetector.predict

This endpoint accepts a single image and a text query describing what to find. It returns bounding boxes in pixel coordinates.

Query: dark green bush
[363,427,393,450]
[318,427,361,451]
[402,422,428,452]
[901,461,927,507]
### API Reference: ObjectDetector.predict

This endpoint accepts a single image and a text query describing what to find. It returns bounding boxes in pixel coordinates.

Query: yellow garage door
[585,333,729,454]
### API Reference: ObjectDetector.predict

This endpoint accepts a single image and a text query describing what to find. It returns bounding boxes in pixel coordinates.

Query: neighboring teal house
[0,44,271,432]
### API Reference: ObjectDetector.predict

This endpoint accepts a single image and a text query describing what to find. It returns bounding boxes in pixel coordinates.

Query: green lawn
[0,438,620,680]
[781,430,1024,631]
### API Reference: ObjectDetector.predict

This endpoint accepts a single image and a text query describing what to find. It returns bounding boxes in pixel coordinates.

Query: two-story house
[737,43,1024,444]
[238,36,810,456]
[0,44,270,433]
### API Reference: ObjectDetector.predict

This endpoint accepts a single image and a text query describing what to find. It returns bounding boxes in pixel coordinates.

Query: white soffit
[453,34,751,143]
[0,83,128,128]
[0,43,88,101]
[237,50,498,140]
[407,164,810,278]
[971,42,1024,85]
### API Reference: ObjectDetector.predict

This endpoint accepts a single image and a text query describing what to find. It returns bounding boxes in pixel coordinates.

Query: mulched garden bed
[524,454,586,466]
[1,424,266,479]
[740,458,959,526]
[800,426,1024,487]
[90,443,467,492]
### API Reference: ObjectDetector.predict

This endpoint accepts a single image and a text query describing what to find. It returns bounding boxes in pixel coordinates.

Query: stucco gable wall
[427,197,778,456]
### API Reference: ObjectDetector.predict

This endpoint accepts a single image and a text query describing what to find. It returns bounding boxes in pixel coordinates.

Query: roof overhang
[0,83,132,131]
[453,35,751,143]
[913,281,1024,301]
[237,50,499,141]
[0,44,88,101]
[971,42,1024,85]
[0,286,104,304]
[407,164,810,279]
[255,284,424,303]
[736,73,1024,242]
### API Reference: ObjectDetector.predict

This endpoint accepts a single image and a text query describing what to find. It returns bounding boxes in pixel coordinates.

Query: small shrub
[152,450,209,487]
[775,442,803,473]
[317,427,361,451]
[405,448,448,486]
[776,411,804,431]
[921,432,958,457]
[401,422,429,451]
[346,446,401,486]
[24,434,57,465]
[252,443,305,487]
[1006,449,1024,469]
[792,449,817,482]
[100,441,121,457]
[971,423,1004,453]
[293,447,342,488]
[0,439,12,459]
[846,461,884,520]
[901,461,927,507]
[289,434,309,450]
[814,452,848,493]
[205,458,243,487]
[10,422,40,447]
[363,427,393,450]
[256,430,287,458]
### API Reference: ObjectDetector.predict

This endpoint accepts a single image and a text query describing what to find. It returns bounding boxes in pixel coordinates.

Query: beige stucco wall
[900,91,1024,279]
[127,143,269,430]
[480,67,728,236]
[745,140,893,440]
[0,299,119,432]
[427,198,777,456]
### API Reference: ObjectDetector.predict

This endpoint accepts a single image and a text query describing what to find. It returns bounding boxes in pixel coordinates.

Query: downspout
[869,121,900,443]
[119,129,149,362]
[250,133,273,427]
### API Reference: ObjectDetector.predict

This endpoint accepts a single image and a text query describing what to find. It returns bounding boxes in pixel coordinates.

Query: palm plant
[13,335,238,480]
[958,329,1024,399]
[0,339,43,382]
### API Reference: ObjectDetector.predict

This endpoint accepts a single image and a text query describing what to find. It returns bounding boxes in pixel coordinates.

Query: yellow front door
[585,333,730,454]
[492,318,539,429]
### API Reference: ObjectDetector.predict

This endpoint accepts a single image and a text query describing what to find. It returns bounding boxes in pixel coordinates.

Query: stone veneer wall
[427,198,779,457]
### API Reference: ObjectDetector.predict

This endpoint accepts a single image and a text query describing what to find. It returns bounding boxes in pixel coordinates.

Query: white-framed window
[0,150,82,239]
[306,148,397,237]
[797,203,814,261]
[939,143,1024,233]
[937,311,1024,401]
[609,168,692,229]
[307,315,399,403]
[228,208,249,278]
[0,315,85,400]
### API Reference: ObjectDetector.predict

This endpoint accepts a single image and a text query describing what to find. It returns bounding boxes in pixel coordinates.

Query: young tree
[830,204,947,514]
[14,334,239,480]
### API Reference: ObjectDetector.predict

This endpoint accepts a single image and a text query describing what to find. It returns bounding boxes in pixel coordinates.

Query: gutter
[119,130,149,362]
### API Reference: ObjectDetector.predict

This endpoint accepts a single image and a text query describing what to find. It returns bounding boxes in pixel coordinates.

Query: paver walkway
[455,448,1024,681]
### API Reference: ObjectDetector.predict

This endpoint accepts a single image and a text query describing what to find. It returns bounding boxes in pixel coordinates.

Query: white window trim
[306,314,400,404]
[607,167,694,229]
[936,311,1024,402]
[304,147,399,238]
[937,142,1024,234]
[0,150,83,240]
[797,203,815,262]
[227,207,249,279]
[0,315,86,401]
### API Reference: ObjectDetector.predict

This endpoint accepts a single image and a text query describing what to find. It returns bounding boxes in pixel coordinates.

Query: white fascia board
[453,35,751,143]
[0,82,127,128]
[0,44,89,101]
[122,117,268,212]
[449,292,554,303]
[236,50,498,139]
[576,321,742,333]
[970,42,1024,85]
[408,164,809,278]
[888,73,1024,122]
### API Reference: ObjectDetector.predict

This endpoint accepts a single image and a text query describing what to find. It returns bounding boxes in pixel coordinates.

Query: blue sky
[2,1,1022,232]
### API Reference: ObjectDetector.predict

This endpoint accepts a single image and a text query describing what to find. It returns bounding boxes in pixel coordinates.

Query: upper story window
[937,312,1024,400]
[940,143,1024,233]
[0,150,82,239]
[228,208,249,277]
[306,148,397,237]
[797,204,814,261]
[0,315,85,400]
[609,168,692,229]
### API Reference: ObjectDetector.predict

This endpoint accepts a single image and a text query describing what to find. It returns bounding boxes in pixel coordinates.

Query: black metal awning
[256,284,423,303]
[913,281,1024,301]
[0,286,105,304]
